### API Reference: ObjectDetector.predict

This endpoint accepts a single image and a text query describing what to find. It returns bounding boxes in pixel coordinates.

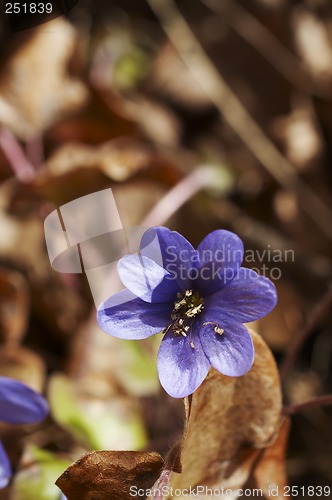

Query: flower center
[162,290,204,349]
[171,289,205,322]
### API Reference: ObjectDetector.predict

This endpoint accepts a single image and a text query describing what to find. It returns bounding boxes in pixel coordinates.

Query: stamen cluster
[170,289,204,338]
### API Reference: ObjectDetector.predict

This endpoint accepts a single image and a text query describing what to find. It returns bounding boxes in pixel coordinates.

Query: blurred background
[0,0,332,498]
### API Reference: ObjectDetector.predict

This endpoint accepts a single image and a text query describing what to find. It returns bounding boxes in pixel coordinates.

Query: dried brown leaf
[46,138,179,183]
[272,104,322,172]
[5,139,181,215]
[47,87,135,146]
[0,18,88,139]
[248,417,291,499]
[56,450,164,500]
[150,43,211,109]
[171,331,282,494]
[0,269,29,345]
[125,97,182,147]
[293,8,332,82]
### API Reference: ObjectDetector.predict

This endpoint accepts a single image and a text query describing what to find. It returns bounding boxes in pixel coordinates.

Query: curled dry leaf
[0,18,88,139]
[56,450,164,500]
[169,330,282,497]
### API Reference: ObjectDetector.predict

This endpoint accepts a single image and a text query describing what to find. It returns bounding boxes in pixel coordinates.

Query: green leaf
[12,447,71,500]
[48,374,147,451]
[115,338,160,396]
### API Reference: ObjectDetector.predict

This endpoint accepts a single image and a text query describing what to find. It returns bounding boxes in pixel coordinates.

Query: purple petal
[198,316,254,377]
[118,254,179,303]
[194,230,244,296]
[157,325,210,398]
[0,377,48,425]
[140,227,195,292]
[97,289,172,340]
[206,268,277,323]
[0,441,11,489]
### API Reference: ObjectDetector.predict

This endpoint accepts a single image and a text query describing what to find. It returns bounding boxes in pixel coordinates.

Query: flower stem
[148,442,182,500]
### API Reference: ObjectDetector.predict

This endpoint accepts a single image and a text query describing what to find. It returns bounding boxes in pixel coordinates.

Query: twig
[280,287,332,383]
[142,166,219,227]
[202,0,314,95]
[147,0,332,240]
[283,394,332,415]
[0,127,36,182]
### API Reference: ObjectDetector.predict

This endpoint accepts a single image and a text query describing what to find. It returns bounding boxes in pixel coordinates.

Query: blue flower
[0,376,48,488]
[97,227,277,398]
